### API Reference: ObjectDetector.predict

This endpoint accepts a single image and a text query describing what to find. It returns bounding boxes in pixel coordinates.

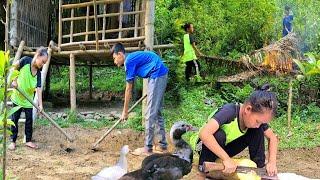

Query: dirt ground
[6,125,320,180]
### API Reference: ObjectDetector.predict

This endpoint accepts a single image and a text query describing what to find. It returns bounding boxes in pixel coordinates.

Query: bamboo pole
[142,0,155,124]
[89,64,93,99]
[62,0,122,9]
[23,44,172,56]
[70,8,74,43]
[4,0,9,51]
[61,36,145,47]
[61,11,144,22]
[287,78,293,136]
[134,0,140,37]
[85,5,90,41]
[92,94,147,150]
[58,0,63,49]
[70,54,76,111]
[62,27,144,38]
[102,4,106,40]
[93,0,99,51]
[140,0,146,37]
[118,1,123,38]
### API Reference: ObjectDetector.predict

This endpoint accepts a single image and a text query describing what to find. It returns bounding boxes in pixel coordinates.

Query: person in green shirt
[197,84,279,178]
[181,23,204,81]
[8,47,48,150]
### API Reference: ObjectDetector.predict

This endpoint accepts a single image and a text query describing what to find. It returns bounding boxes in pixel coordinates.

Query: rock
[94,115,101,120]
[80,111,94,115]
[62,113,68,118]
[57,113,62,119]
[105,116,115,121]
[85,114,94,119]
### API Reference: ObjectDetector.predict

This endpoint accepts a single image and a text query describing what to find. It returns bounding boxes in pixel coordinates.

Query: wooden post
[70,8,74,43]
[70,53,76,111]
[93,0,99,51]
[4,0,9,51]
[287,78,293,136]
[58,0,63,49]
[134,0,140,37]
[142,0,155,124]
[89,64,93,99]
[118,1,123,38]
[102,4,106,40]
[85,5,90,41]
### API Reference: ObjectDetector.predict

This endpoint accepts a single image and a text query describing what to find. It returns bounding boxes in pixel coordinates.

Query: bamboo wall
[9,0,50,48]
[59,0,144,50]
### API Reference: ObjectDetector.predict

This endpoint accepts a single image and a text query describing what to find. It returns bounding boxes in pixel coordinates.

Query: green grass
[50,66,143,95]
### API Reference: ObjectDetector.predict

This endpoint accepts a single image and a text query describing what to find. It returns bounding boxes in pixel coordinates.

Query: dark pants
[185,60,201,81]
[199,126,266,169]
[10,104,33,143]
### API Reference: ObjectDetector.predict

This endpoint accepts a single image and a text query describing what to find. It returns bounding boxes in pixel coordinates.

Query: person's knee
[213,130,226,146]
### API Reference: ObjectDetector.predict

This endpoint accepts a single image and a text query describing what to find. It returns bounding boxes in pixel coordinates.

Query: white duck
[92,145,130,180]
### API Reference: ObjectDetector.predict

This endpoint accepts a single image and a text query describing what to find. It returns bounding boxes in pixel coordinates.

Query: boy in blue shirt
[112,43,169,155]
[282,6,293,37]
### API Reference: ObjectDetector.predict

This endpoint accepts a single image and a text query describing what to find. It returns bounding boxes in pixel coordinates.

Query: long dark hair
[181,23,192,32]
[245,84,278,116]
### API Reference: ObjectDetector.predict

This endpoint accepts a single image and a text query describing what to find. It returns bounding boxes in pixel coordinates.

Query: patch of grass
[50,66,143,95]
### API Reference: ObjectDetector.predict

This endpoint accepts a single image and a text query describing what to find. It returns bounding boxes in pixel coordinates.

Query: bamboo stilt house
[8,0,166,111]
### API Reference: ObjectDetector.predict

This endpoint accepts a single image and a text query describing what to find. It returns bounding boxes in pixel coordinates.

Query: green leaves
[293,53,320,78]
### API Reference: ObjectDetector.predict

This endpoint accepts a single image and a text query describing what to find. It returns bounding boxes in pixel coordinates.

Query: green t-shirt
[190,103,269,150]
[11,57,41,108]
[181,33,197,63]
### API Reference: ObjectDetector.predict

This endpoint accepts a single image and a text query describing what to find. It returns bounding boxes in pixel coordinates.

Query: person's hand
[222,158,237,174]
[11,80,18,88]
[266,161,277,177]
[38,105,44,114]
[120,111,128,121]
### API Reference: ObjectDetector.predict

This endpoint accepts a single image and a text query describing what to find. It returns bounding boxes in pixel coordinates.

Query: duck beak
[186,125,198,132]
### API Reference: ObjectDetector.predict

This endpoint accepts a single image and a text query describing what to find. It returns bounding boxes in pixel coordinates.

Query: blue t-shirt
[125,51,168,82]
[282,15,293,37]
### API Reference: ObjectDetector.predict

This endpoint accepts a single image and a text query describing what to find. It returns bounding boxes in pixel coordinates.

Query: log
[70,54,76,111]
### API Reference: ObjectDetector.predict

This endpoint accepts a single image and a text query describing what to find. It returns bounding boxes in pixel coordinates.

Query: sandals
[25,142,38,149]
